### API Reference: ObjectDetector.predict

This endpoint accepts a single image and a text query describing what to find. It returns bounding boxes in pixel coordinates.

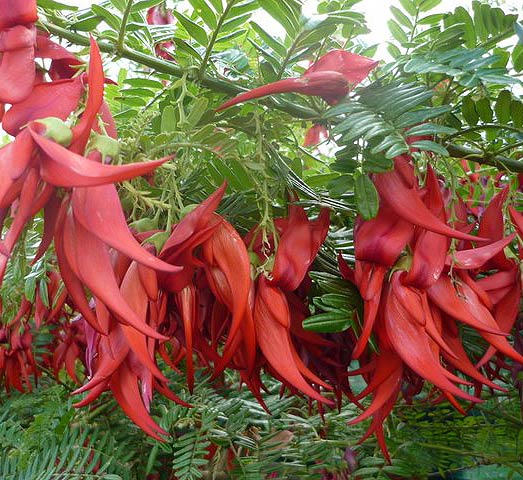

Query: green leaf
[216,29,248,43]
[409,139,449,156]
[362,153,394,173]
[208,0,223,14]
[418,13,446,25]
[495,90,512,124]
[515,22,523,45]
[476,97,493,123]
[387,42,402,58]
[189,0,217,29]
[130,0,165,12]
[354,172,379,220]
[250,22,287,57]
[399,0,417,16]
[511,100,523,128]
[71,15,104,31]
[91,4,121,31]
[38,0,78,10]
[391,6,413,29]
[260,0,299,36]
[462,95,479,125]
[388,19,408,44]
[513,44,523,72]
[222,13,252,33]
[395,105,452,128]
[418,0,441,12]
[124,78,164,89]
[173,38,203,59]
[161,105,177,132]
[405,123,456,136]
[472,1,488,42]
[172,11,208,45]
[453,6,476,48]
[302,312,352,333]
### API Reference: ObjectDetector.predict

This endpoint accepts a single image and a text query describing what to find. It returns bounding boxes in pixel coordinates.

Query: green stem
[446,143,523,173]
[198,0,237,79]
[446,123,523,140]
[40,20,316,119]
[496,139,523,156]
[478,26,515,51]
[275,32,302,79]
[116,0,134,52]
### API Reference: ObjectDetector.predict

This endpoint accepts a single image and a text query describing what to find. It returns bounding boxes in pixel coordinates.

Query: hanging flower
[216,49,378,111]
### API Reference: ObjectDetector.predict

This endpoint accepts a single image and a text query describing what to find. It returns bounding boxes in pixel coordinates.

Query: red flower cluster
[339,155,523,460]
[0,5,175,411]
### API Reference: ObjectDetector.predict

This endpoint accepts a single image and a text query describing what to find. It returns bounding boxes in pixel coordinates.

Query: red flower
[0,25,36,104]
[147,4,176,60]
[303,123,329,147]
[217,49,378,111]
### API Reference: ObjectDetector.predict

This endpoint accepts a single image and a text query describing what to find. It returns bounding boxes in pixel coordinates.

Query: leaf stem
[116,0,134,53]
[198,0,237,79]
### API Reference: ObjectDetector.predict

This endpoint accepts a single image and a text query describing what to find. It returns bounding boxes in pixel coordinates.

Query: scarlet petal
[30,124,170,187]
[305,49,378,87]
[254,276,331,404]
[0,0,37,29]
[0,25,36,104]
[70,37,105,153]
[271,206,330,291]
[374,169,488,242]
[3,77,83,136]
[72,185,179,272]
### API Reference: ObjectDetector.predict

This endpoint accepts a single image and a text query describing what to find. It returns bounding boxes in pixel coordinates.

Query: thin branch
[198,0,238,79]
[446,143,523,173]
[39,20,317,120]
[116,0,134,53]
[446,123,523,140]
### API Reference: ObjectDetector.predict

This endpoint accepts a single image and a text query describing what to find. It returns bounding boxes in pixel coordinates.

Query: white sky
[71,0,522,62]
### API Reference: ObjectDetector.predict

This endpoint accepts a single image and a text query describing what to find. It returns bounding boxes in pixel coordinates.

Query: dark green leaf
[476,97,493,123]
[511,100,523,128]
[495,90,512,124]
[303,313,352,333]
[354,172,379,220]
[462,95,479,125]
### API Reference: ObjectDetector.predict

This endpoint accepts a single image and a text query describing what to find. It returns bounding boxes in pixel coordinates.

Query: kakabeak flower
[216,49,378,111]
